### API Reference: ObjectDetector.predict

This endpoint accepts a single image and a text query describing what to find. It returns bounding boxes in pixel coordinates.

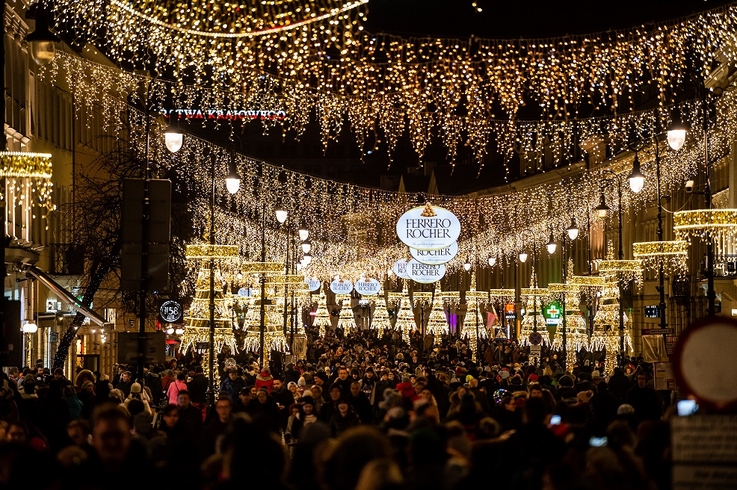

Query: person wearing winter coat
[255,368,275,393]
[328,398,360,437]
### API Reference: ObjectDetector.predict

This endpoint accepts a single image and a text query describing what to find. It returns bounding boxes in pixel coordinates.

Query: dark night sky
[364,0,735,38]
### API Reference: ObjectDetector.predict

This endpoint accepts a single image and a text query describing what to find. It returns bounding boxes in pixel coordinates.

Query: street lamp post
[165,131,240,407]
[546,220,579,369]
[627,132,685,326]
[596,172,626,356]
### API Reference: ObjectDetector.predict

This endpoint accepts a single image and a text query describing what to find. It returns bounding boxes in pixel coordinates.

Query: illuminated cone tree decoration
[370,291,391,336]
[181,246,240,356]
[520,268,551,346]
[394,282,416,344]
[337,294,357,331]
[592,280,632,376]
[426,283,449,342]
[461,273,488,362]
[313,293,332,337]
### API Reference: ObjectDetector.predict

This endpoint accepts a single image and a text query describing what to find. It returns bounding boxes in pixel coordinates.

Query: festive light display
[44,1,737,169]
[370,292,391,336]
[633,240,689,276]
[412,291,433,332]
[520,269,550,346]
[313,292,332,337]
[596,244,644,288]
[0,152,55,221]
[337,294,357,331]
[180,264,238,355]
[426,284,449,342]
[592,280,632,376]
[461,273,489,362]
[674,209,737,241]
[36,46,737,282]
[394,284,416,344]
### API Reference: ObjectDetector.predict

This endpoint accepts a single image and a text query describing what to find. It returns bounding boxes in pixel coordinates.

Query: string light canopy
[633,240,689,276]
[41,1,737,170]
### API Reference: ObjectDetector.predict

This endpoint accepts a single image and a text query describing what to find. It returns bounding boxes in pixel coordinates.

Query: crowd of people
[0,328,683,489]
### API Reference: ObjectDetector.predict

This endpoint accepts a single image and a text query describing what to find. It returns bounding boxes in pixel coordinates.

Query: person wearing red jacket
[255,368,274,393]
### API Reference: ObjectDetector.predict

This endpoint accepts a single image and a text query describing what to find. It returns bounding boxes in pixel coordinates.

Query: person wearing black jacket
[188,365,209,420]
[348,381,373,424]
[270,378,296,430]
[177,390,203,440]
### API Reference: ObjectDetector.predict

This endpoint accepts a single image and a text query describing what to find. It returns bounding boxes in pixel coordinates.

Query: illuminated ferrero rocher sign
[354,278,381,295]
[393,259,411,279]
[330,279,354,295]
[410,241,458,265]
[407,259,446,284]
[396,203,461,251]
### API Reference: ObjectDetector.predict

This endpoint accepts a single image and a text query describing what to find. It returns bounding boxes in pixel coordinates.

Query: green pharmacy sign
[543,301,562,327]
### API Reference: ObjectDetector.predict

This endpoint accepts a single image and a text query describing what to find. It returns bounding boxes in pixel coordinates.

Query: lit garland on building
[633,240,689,276]
[0,152,56,224]
[674,209,737,241]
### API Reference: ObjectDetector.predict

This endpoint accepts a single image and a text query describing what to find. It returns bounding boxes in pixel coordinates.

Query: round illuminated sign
[393,259,411,279]
[410,241,458,265]
[355,278,381,295]
[406,259,446,284]
[306,277,321,292]
[330,279,354,295]
[159,300,182,323]
[673,316,737,411]
[396,204,461,251]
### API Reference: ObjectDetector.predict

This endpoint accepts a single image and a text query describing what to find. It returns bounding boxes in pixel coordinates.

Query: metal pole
[137,86,152,384]
[561,236,567,369]
[617,180,625,361]
[206,154,215,407]
[704,109,716,316]
[283,221,288,336]
[533,242,537,333]
[259,201,266,370]
[655,143,667,329]
[0,1,6,353]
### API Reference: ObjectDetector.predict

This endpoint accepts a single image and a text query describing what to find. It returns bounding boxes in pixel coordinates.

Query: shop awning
[23,265,112,328]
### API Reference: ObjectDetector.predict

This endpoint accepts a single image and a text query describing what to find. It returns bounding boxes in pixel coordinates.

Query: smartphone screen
[550,414,561,425]
[677,399,698,416]
[589,436,608,447]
